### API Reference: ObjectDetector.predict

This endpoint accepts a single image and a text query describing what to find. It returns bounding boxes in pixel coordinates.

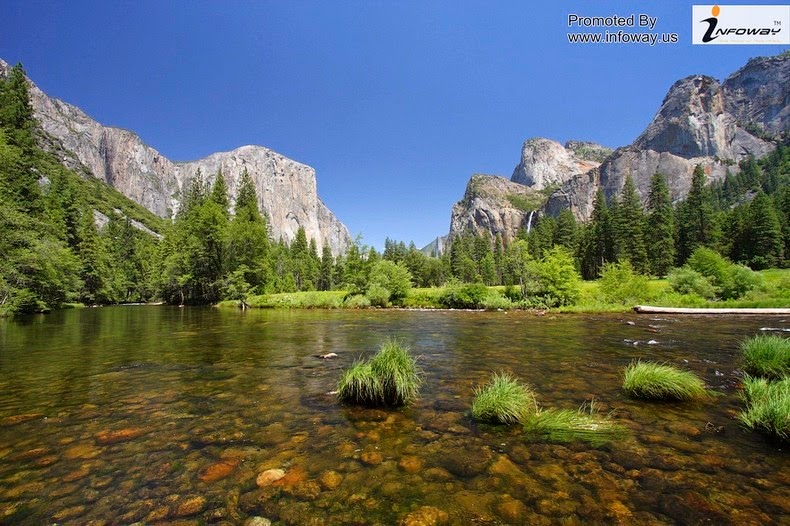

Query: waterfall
[526,210,535,234]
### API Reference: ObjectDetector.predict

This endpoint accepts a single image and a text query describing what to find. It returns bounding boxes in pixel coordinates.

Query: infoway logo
[692,5,790,45]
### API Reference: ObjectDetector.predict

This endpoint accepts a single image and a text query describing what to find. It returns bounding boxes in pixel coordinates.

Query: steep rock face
[1,59,351,254]
[511,137,602,189]
[722,54,790,136]
[449,175,543,243]
[546,53,786,221]
[633,75,773,160]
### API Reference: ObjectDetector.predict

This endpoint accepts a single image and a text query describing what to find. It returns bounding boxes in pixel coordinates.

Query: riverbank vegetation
[622,361,710,401]
[2,62,788,316]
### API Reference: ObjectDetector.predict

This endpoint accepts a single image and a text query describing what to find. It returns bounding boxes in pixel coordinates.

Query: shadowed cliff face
[0,59,352,255]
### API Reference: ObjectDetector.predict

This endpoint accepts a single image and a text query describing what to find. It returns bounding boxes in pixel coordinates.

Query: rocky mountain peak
[0,58,352,255]
[511,137,602,190]
[449,174,545,243]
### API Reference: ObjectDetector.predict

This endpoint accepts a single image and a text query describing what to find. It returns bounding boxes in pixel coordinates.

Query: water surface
[0,307,788,524]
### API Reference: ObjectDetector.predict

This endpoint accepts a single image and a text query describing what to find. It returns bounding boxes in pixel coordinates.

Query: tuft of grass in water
[336,361,381,406]
[471,372,539,425]
[336,339,421,407]
[622,361,710,401]
[741,334,790,380]
[369,339,422,406]
[522,401,627,446]
[738,376,790,443]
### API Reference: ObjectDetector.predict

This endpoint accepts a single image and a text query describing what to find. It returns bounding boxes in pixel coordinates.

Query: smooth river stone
[198,457,240,483]
[95,427,147,445]
[256,468,286,487]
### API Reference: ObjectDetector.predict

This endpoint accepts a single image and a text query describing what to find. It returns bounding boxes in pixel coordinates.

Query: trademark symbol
[774,20,782,26]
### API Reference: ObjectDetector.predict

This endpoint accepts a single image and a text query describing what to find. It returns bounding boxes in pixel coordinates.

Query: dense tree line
[1,62,787,315]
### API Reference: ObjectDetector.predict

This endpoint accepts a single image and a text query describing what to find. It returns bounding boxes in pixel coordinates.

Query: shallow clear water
[0,306,788,525]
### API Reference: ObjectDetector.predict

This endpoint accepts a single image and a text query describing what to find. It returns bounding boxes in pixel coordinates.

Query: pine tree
[210,168,229,217]
[616,175,648,273]
[226,168,270,293]
[75,207,114,304]
[318,244,334,291]
[745,192,784,269]
[553,209,578,252]
[646,173,675,277]
[0,63,36,151]
[676,165,717,265]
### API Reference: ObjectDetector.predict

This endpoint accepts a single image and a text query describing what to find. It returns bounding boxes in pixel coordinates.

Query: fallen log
[633,305,790,314]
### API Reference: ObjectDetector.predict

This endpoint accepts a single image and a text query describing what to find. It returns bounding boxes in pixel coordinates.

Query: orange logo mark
[711,5,720,17]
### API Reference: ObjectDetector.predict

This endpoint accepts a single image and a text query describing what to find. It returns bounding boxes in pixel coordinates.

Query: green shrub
[522,401,626,446]
[438,281,490,309]
[336,339,421,407]
[667,267,717,299]
[687,247,730,286]
[685,247,761,300]
[366,284,390,308]
[622,361,710,401]
[343,294,371,309]
[534,247,581,307]
[738,376,790,442]
[481,290,513,310]
[741,334,790,379]
[472,373,539,424]
[598,260,651,305]
[721,264,763,300]
[367,260,413,305]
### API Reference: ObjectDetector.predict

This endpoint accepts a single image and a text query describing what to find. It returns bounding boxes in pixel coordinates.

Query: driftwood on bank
[633,305,790,315]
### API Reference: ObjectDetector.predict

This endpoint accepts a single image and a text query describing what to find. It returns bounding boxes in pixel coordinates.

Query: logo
[692,5,789,44]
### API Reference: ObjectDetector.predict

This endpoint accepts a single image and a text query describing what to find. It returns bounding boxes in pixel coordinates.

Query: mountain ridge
[0,58,352,255]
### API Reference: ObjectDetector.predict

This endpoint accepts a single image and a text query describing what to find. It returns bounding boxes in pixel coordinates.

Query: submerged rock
[400,506,449,526]
[175,495,207,517]
[319,470,343,490]
[256,468,286,487]
[199,458,240,483]
[95,427,147,445]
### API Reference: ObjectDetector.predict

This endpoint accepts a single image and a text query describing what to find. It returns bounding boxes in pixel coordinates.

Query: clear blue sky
[2,1,787,249]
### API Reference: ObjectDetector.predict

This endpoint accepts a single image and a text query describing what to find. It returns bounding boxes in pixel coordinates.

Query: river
[0,306,787,524]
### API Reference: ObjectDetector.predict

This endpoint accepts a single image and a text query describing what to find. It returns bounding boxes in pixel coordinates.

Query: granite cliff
[446,53,787,244]
[0,59,352,255]
[546,54,786,221]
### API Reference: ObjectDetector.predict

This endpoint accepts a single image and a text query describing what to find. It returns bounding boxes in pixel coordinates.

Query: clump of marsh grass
[741,334,790,379]
[738,376,790,443]
[622,361,710,401]
[471,372,539,425]
[336,339,421,407]
[522,400,626,446]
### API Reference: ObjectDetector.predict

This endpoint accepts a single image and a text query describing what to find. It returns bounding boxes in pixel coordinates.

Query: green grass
[471,373,539,425]
[522,401,627,446]
[337,339,421,407]
[738,376,790,443]
[336,362,381,406]
[741,334,790,379]
[622,361,710,401]
[242,290,347,309]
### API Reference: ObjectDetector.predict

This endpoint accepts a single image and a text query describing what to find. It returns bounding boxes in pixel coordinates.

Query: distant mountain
[0,59,352,255]
[440,53,787,247]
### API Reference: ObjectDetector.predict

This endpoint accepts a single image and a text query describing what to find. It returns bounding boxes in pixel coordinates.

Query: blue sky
[2,1,787,249]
